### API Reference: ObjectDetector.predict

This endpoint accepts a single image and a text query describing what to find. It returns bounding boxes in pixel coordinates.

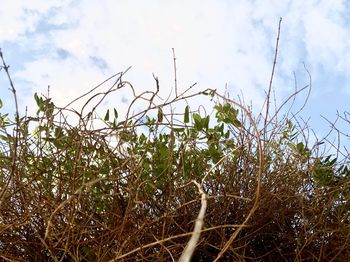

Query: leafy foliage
[1,65,350,261]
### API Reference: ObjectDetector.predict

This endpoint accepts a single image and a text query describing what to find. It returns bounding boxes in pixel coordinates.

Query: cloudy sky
[0,0,349,148]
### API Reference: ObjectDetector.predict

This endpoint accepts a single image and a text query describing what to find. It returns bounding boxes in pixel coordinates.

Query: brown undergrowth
[1,28,350,261]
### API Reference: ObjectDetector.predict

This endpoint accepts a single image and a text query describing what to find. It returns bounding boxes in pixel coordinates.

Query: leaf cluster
[0,69,350,262]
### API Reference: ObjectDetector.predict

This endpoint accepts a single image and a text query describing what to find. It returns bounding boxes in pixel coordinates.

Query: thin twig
[110,224,248,261]
[179,180,207,262]
[212,90,263,261]
[0,49,20,207]
[172,48,178,97]
[264,17,282,143]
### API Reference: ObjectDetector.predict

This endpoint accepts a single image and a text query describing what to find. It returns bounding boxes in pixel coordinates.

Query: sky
[0,0,350,152]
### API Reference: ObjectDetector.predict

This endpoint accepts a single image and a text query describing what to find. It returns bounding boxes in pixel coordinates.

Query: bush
[1,51,350,261]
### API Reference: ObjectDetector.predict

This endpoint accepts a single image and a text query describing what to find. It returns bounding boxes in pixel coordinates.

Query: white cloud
[11,0,273,115]
[1,0,350,123]
[304,7,349,70]
[0,0,72,41]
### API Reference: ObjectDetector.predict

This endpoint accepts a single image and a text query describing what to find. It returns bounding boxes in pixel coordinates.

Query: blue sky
[0,0,350,151]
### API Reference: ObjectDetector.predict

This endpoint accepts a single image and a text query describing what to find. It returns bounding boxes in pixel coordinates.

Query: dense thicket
[1,52,350,261]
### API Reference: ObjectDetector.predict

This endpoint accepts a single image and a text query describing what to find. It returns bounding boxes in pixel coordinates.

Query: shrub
[1,50,350,261]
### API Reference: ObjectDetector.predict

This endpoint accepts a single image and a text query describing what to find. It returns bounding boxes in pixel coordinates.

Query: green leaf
[313,167,333,186]
[216,123,224,134]
[214,103,242,128]
[157,107,163,122]
[203,115,210,130]
[146,115,156,127]
[34,93,46,114]
[296,142,305,153]
[184,105,190,124]
[0,134,9,141]
[34,93,39,105]
[193,113,202,131]
[287,143,296,151]
[54,127,64,138]
[114,108,118,119]
[174,127,185,133]
[232,119,242,128]
[139,133,147,143]
[104,109,110,121]
[0,99,2,109]
[329,158,337,166]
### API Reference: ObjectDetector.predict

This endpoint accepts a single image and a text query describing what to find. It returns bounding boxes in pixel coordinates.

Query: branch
[179,180,207,262]
[263,17,282,142]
